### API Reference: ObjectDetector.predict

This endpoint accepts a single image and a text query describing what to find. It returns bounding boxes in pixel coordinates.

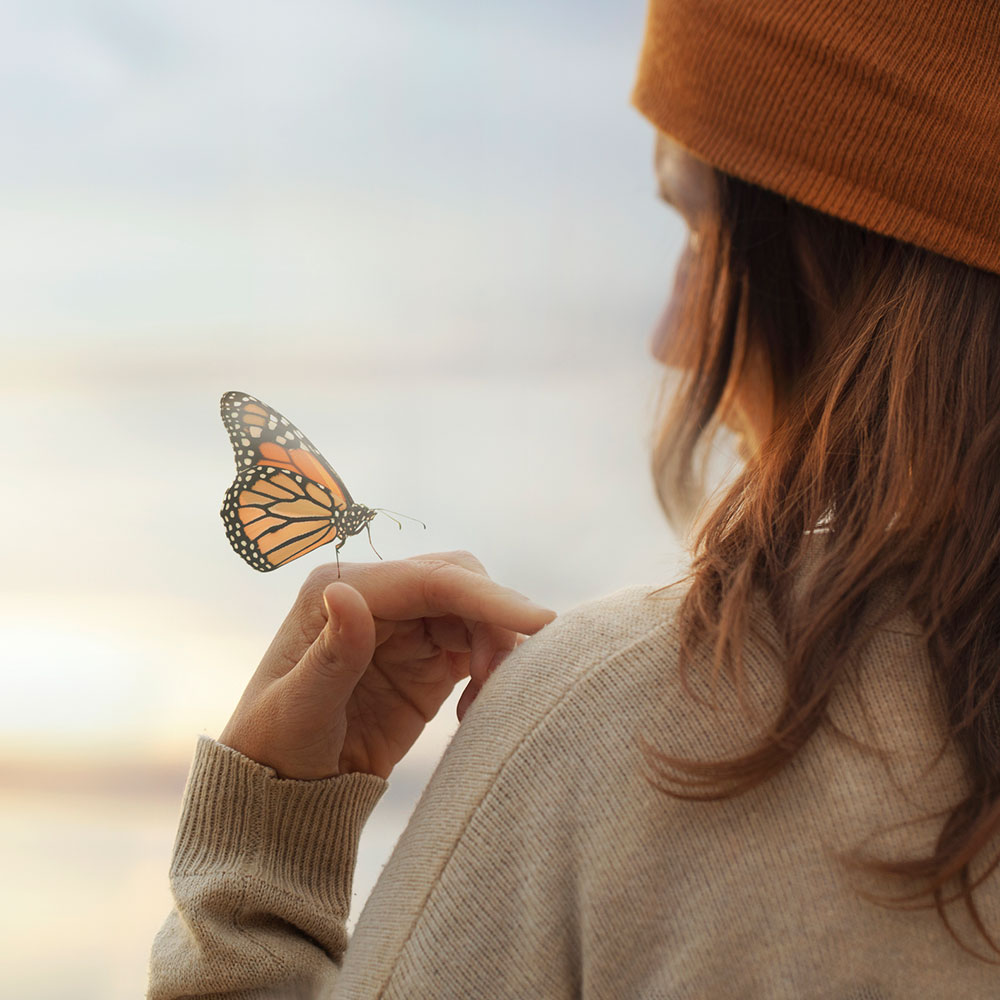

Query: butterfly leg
[365,523,384,561]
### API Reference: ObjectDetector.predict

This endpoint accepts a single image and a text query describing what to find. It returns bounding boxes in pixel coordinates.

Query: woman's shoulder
[550,579,694,655]
[546,581,689,647]
[466,570,931,764]
[484,581,690,701]
[453,580,700,760]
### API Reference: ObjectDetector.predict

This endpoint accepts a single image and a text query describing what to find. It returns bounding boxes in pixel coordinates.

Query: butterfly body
[220,391,378,572]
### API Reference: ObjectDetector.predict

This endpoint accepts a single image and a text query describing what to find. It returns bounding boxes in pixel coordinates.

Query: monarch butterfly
[219,391,400,573]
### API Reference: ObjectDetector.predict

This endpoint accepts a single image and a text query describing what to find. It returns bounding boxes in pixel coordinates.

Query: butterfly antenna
[378,511,403,531]
[374,508,427,530]
[366,522,384,561]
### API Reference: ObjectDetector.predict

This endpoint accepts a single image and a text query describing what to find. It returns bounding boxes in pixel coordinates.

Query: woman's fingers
[461,628,529,720]
[291,582,376,691]
[468,620,517,684]
[375,618,464,666]
[407,549,488,575]
[322,556,555,634]
[374,615,474,656]
[222,553,548,782]
[219,584,377,779]
[458,621,525,722]
[373,612,523,678]
[456,678,480,722]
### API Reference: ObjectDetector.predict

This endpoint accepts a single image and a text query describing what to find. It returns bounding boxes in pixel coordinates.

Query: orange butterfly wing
[219,391,373,572]
[221,392,354,506]
[221,466,343,571]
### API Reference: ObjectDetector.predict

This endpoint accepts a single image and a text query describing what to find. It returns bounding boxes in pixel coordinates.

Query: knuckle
[452,549,485,572]
[431,549,488,575]
[419,558,460,607]
[405,549,487,577]
[422,557,459,580]
[417,555,493,617]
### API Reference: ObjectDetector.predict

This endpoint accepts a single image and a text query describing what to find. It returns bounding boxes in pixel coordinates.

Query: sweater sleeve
[149,588,673,999]
[147,735,387,1000]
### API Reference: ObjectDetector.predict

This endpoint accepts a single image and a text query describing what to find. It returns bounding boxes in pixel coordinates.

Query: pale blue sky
[1,0,671,370]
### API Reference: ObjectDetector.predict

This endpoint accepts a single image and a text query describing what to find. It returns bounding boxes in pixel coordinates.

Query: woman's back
[330,565,999,997]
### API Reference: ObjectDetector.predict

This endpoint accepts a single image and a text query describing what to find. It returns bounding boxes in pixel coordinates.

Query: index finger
[332,558,556,634]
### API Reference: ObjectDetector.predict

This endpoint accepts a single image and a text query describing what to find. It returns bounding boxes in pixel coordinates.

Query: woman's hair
[647,155,1000,960]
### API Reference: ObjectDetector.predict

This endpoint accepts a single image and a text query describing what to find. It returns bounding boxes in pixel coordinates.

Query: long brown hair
[647,150,1000,960]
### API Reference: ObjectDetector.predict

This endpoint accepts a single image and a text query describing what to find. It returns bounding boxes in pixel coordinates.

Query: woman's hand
[219,552,556,780]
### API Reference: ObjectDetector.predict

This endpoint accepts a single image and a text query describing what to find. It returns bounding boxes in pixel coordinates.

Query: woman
[150,2,1000,996]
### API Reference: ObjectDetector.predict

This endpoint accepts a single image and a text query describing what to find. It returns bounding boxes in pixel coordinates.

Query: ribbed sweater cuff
[170,735,387,915]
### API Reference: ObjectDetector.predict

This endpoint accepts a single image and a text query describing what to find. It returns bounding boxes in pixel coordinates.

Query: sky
[1,0,666,370]
[0,3,717,996]
[0,0,691,762]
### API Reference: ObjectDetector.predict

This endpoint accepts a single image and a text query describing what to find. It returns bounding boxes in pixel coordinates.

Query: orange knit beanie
[632,0,1000,275]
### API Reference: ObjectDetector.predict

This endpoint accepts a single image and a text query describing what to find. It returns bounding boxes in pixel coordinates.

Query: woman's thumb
[295,582,376,690]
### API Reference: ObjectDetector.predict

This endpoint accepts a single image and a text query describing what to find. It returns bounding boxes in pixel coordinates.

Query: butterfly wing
[219,391,365,572]
[220,391,356,508]
[221,465,344,572]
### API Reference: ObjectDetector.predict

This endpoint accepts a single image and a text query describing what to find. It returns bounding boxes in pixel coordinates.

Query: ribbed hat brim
[632,0,1000,276]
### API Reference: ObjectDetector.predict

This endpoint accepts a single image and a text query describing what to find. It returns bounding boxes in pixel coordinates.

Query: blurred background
[0,1,703,996]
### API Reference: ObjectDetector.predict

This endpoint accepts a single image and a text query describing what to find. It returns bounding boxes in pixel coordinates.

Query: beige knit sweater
[148,580,1000,998]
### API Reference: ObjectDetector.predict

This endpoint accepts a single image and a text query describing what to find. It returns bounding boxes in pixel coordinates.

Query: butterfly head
[336,503,379,539]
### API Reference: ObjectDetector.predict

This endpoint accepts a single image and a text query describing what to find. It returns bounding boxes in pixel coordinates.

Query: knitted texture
[149,739,387,999]
[150,581,1000,997]
[632,0,1000,275]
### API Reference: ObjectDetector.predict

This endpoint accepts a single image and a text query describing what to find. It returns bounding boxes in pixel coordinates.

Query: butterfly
[220,391,390,573]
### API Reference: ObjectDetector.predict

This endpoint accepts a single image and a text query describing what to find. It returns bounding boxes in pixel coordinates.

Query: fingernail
[323,595,340,632]
[516,593,556,614]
